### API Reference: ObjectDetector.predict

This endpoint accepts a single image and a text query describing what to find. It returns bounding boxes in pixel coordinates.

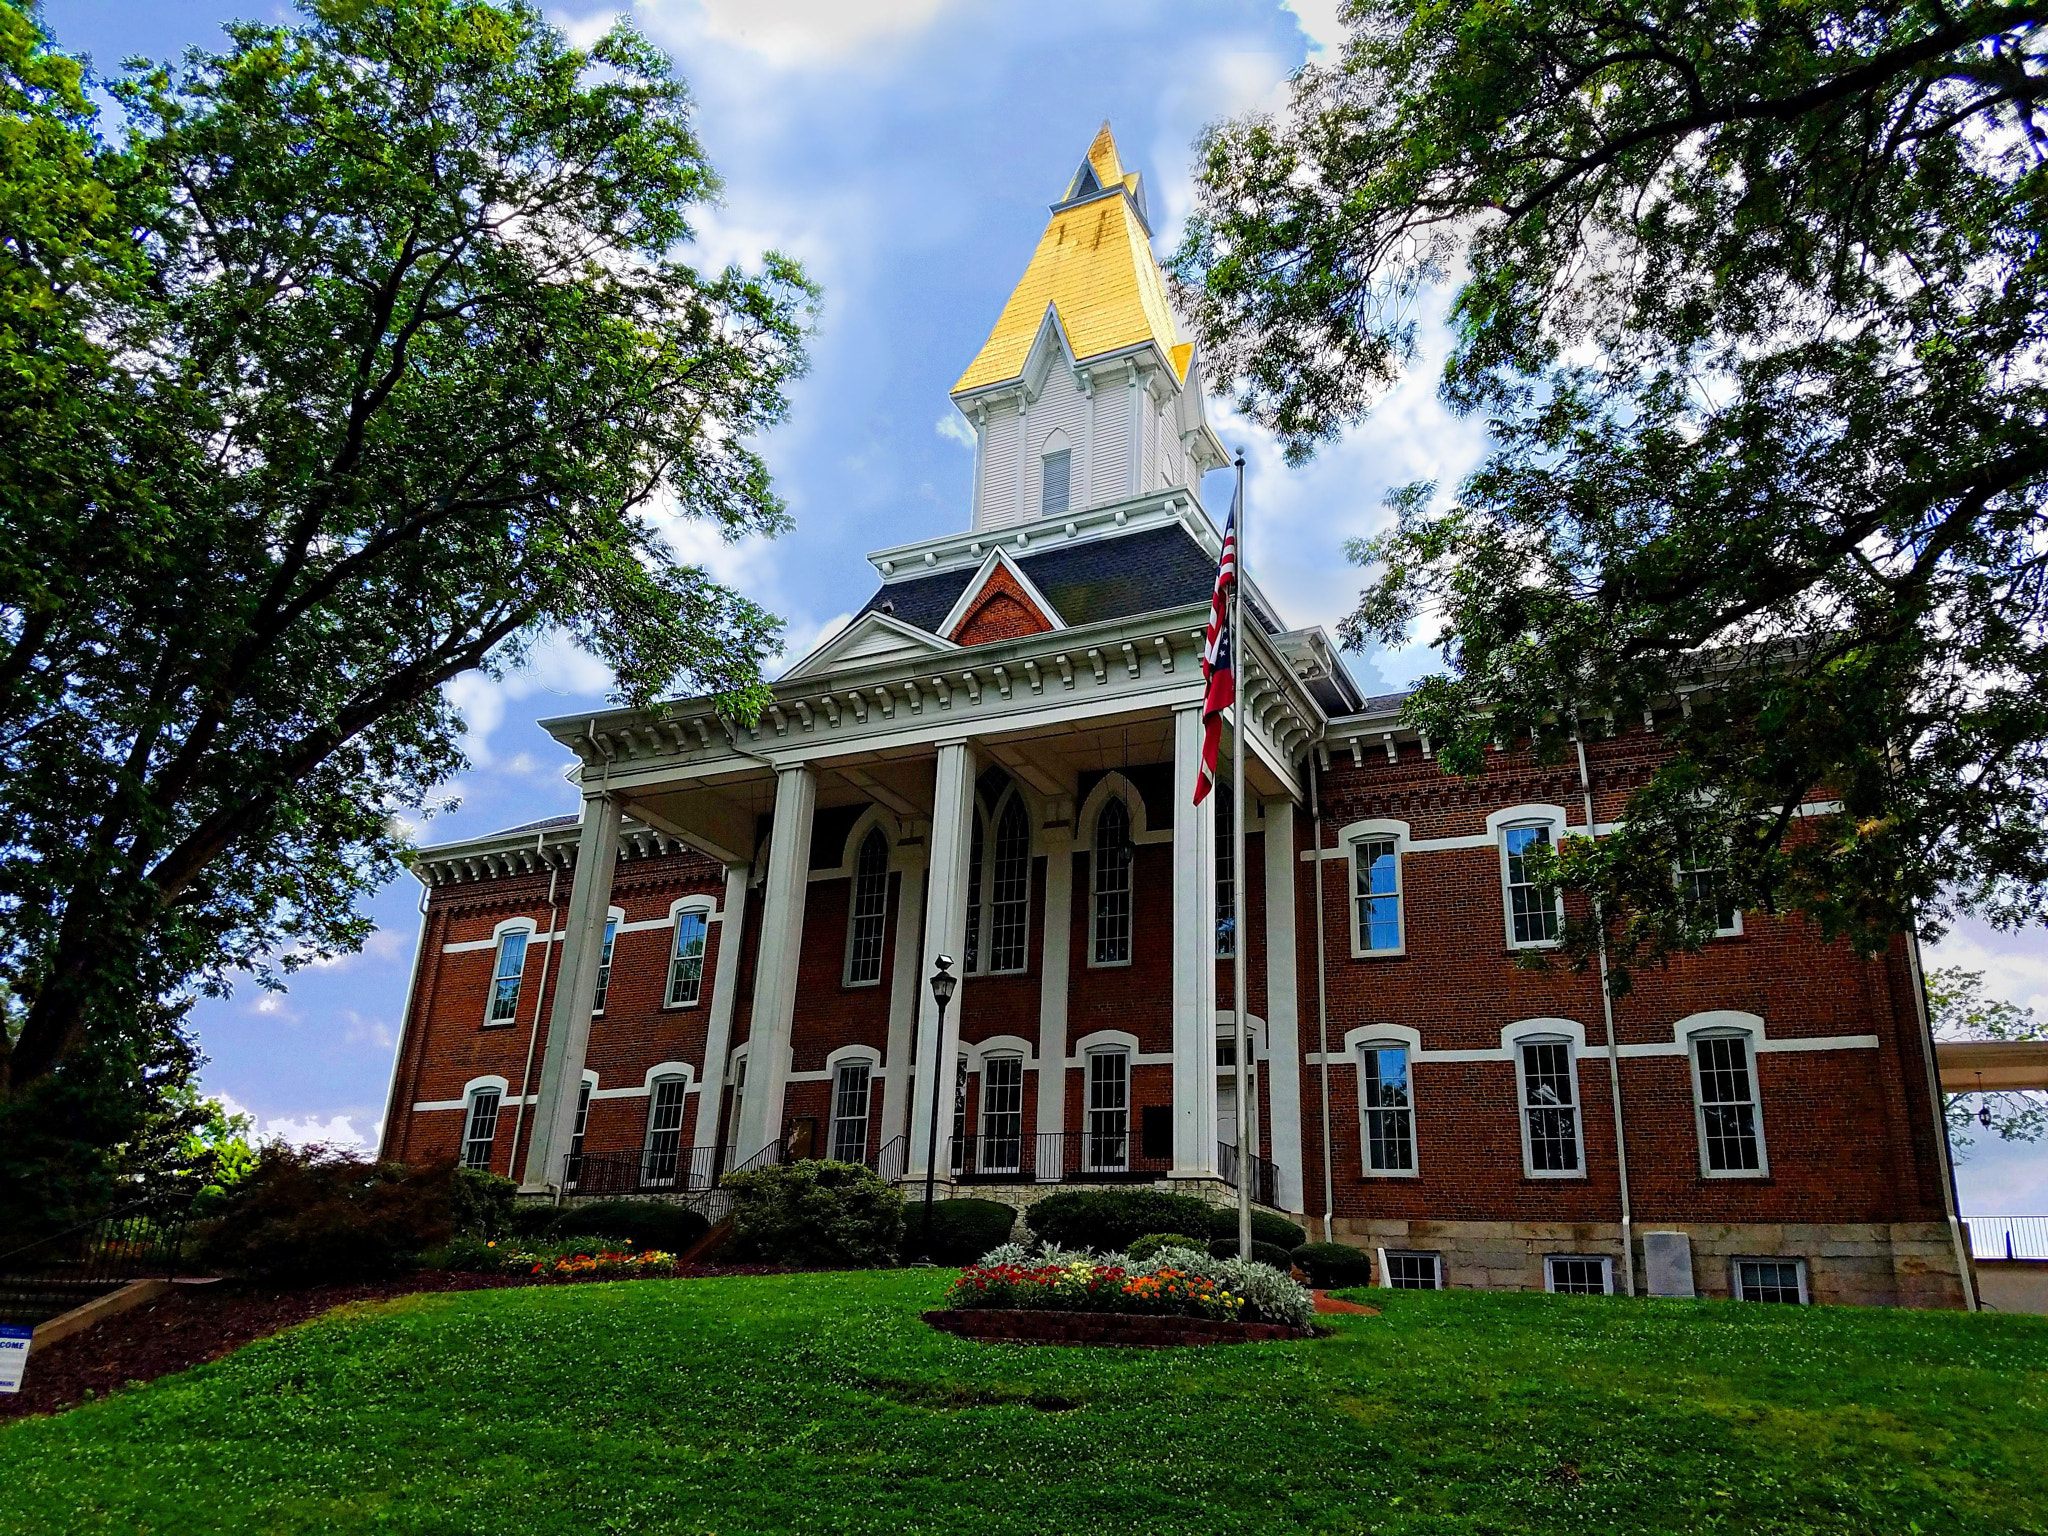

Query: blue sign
[0,1325,29,1394]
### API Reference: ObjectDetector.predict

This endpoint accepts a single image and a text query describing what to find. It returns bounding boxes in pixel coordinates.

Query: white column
[734,765,817,1155]
[879,855,927,1154]
[1262,797,1305,1212]
[691,861,753,1157]
[1035,823,1074,1146]
[1171,703,1219,1179]
[1125,365,1144,498]
[908,740,977,1180]
[521,791,621,1190]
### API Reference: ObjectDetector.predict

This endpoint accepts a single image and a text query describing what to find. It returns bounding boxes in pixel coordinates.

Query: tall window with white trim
[1503,824,1561,946]
[1518,1038,1580,1174]
[964,809,986,974]
[643,1076,688,1185]
[980,1054,1024,1172]
[666,910,708,1006]
[565,1079,593,1188]
[831,1061,872,1163]
[487,931,528,1024]
[1358,1044,1415,1173]
[1352,837,1401,952]
[845,829,890,985]
[592,920,618,1012]
[462,1088,501,1170]
[1679,851,1741,935]
[987,795,1031,972]
[1092,797,1133,965]
[1693,1033,1765,1173]
[1086,1050,1129,1170]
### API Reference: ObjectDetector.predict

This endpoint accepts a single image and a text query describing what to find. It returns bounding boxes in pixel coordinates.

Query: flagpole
[1231,450,1251,1261]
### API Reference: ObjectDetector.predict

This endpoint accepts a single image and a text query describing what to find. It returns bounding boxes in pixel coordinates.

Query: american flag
[1193,488,1237,806]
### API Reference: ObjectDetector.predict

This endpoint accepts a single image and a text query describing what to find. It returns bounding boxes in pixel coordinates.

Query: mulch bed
[923,1308,1314,1347]
[1313,1290,1380,1316]
[1,1264,782,1422]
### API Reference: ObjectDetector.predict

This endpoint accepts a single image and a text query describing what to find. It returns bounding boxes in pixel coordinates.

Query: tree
[0,0,814,1097]
[1929,966,2047,1156]
[1173,0,2048,974]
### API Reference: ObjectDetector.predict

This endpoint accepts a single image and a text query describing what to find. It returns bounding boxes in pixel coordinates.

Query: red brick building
[379,128,1971,1307]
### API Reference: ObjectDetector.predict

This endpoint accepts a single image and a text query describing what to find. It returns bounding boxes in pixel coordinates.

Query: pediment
[780,609,957,683]
[939,548,1066,645]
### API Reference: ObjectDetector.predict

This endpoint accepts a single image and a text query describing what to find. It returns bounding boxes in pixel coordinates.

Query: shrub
[1205,1208,1307,1251]
[545,1201,710,1254]
[947,1249,1316,1330]
[1293,1241,1375,1289]
[200,1145,456,1282]
[1208,1237,1294,1270]
[1126,1232,1208,1264]
[508,1203,561,1239]
[901,1198,1018,1265]
[724,1159,903,1267]
[1023,1190,1211,1252]
[450,1168,516,1238]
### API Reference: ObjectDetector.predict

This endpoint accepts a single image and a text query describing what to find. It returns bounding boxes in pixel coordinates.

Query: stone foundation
[1323,1217,1968,1309]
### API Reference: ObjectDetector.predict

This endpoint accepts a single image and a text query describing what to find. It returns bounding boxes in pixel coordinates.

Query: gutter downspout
[1311,749,1335,1243]
[508,834,563,1181]
[1575,735,1636,1297]
[1904,926,1979,1311]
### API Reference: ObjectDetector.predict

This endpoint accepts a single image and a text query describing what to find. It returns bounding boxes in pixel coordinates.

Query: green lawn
[3,1271,2046,1535]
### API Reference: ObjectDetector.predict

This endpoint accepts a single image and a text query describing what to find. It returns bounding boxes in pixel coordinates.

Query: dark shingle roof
[857,524,1282,636]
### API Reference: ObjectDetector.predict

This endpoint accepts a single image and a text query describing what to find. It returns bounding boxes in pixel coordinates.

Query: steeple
[949,123,1228,534]
[952,122,1186,397]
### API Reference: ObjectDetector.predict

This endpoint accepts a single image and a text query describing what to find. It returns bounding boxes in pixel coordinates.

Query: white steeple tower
[950,124,1228,534]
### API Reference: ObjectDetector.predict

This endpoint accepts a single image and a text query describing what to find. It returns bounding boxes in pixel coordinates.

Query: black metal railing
[0,1200,192,1328]
[1217,1141,1281,1210]
[868,1135,908,1182]
[946,1130,1173,1184]
[563,1145,734,1197]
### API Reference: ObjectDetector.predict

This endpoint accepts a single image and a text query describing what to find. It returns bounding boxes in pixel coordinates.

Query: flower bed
[943,1244,1317,1336]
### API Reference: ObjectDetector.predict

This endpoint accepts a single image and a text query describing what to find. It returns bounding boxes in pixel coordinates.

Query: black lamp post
[921,955,957,1260]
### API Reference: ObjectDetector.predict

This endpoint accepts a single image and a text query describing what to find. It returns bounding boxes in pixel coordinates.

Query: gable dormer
[939,548,1064,646]
[780,608,957,683]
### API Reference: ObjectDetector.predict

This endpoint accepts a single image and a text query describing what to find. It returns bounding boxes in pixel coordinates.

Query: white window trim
[1082,1044,1132,1171]
[1688,1023,1771,1179]
[964,1034,1036,1072]
[828,1056,876,1163]
[591,905,626,1016]
[482,918,537,1029]
[1375,1248,1444,1290]
[1085,790,1137,970]
[1508,1025,1586,1180]
[663,897,716,1009]
[641,1072,692,1171]
[1341,819,1409,959]
[1731,1255,1808,1304]
[1494,806,1567,952]
[966,786,1034,977]
[1674,856,1745,938]
[462,1081,505,1169]
[1543,1254,1615,1295]
[1355,1035,1420,1179]
[842,823,894,988]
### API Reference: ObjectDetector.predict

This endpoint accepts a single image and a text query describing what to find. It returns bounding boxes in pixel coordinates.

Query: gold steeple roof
[953,123,1191,396]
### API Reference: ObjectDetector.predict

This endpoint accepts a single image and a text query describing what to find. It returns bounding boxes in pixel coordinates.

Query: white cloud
[1280,0,1349,55]
[264,1113,371,1151]
[681,0,956,67]
[1928,922,2048,1022]
[936,411,976,449]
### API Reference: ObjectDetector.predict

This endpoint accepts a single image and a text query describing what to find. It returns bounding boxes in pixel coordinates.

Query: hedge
[1208,1237,1295,1270]
[1023,1190,1212,1252]
[542,1201,711,1254]
[1206,1207,1307,1251]
[1292,1241,1376,1288]
[725,1159,903,1267]
[901,1199,1018,1266]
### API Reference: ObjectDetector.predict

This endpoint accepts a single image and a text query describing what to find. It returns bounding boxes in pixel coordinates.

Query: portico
[514,491,1324,1199]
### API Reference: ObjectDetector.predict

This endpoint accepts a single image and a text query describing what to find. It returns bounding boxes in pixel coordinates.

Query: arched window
[666,909,708,1006]
[844,827,890,986]
[461,1086,501,1171]
[1092,796,1133,965]
[964,776,1031,975]
[642,1075,689,1186]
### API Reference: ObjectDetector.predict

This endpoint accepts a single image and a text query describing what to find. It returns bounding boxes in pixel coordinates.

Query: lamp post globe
[921,956,957,1260]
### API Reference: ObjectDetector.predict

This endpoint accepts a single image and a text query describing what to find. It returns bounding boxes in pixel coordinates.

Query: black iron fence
[946,1130,1173,1184]
[1217,1141,1281,1210]
[0,1201,192,1328]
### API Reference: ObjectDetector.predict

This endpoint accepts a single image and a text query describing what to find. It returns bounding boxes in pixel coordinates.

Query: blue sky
[41,0,2048,1213]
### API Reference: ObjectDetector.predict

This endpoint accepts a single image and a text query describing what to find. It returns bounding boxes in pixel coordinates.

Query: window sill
[1699,1169,1772,1181]
[480,1021,518,1031]
[1358,1168,1420,1180]
[1086,958,1133,970]
[1349,947,1408,961]
[841,978,884,991]
[1506,941,1562,954]
[660,1001,703,1012]
[1521,1171,1588,1182]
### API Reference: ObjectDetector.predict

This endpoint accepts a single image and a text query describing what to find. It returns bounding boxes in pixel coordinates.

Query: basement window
[1732,1258,1807,1304]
